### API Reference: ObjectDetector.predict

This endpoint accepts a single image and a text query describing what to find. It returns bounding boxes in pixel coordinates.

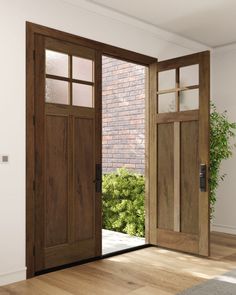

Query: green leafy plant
[102,168,145,237]
[210,103,236,218]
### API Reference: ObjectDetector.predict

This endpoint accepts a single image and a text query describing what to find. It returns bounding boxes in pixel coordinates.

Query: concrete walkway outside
[102,229,145,255]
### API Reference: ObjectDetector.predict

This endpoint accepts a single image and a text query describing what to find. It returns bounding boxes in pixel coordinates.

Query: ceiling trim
[62,0,211,52]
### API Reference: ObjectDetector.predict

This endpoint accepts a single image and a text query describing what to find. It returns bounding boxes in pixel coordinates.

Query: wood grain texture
[158,52,202,72]
[45,115,69,247]
[173,70,180,232]
[145,67,150,243]
[157,84,199,95]
[152,51,210,256]
[198,51,210,256]
[74,118,95,241]
[156,229,198,254]
[94,50,102,256]
[26,21,36,278]
[44,240,95,269]
[27,22,155,277]
[33,34,101,273]
[27,22,157,66]
[34,35,46,272]
[156,110,198,124]
[157,123,174,230]
[149,62,158,244]
[45,37,95,60]
[174,122,180,232]
[180,121,199,235]
[45,104,95,119]
[2,232,236,295]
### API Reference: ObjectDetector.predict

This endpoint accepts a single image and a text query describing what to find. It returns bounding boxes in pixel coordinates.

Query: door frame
[26,21,157,278]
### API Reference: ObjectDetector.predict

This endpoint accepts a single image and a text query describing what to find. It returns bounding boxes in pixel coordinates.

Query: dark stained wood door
[34,35,102,271]
[149,52,210,256]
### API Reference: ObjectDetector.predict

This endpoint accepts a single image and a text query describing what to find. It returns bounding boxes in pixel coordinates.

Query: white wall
[0,0,209,286]
[211,45,236,235]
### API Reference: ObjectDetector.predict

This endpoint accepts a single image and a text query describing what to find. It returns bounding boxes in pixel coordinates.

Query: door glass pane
[180,65,199,87]
[46,50,69,77]
[158,93,176,113]
[180,89,199,111]
[73,56,93,82]
[73,84,93,107]
[46,79,69,104]
[158,70,175,91]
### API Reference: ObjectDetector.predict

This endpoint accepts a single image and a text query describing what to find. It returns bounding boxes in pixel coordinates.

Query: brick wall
[102,56,145,174]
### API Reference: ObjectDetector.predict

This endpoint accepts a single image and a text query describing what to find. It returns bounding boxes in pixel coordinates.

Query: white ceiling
[85,0,236,48]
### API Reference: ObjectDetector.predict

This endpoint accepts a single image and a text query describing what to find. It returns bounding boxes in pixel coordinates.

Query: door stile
[198,51,210,256]
[174,68,180,232]
[34,34,46,271]
[94,50,102,257]
[149,62,158,244]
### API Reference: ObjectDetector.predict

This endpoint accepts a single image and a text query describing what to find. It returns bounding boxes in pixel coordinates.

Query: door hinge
[33,50,36,60]
[33,246,35,256]
[33,180,35,191]
[33,115,35,126]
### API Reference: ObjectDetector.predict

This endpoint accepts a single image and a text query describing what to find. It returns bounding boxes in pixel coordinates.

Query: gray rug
[178,269,236,295]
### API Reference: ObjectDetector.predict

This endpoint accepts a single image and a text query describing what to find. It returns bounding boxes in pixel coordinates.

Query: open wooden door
[149,51,210,256]
[34,35,102,271]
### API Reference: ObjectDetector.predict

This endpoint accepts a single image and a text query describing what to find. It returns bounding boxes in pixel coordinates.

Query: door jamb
[26,21,157,278]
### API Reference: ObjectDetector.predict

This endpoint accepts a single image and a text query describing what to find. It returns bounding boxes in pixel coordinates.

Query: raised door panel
[180,121,199,235]
[74,117,95,242]
[157,123,174,230]
[45,115,69,247]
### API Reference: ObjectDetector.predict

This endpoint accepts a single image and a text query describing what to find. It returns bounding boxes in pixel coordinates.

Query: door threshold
[102,243,151,258]
[35,244,151,277]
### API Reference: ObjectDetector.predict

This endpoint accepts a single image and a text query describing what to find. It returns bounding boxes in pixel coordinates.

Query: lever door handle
[199,164,207,192]
[95,164,102,193]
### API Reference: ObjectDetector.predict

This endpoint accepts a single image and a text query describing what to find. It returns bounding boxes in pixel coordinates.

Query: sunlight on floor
[102,229,145,255]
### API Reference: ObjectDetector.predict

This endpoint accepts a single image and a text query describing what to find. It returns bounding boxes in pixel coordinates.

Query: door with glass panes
[34,35,102,271]
[149,52,210,256]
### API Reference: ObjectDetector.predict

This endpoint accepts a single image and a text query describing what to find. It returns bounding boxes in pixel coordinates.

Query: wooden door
[34,35,102,271]
[149,52,210,256]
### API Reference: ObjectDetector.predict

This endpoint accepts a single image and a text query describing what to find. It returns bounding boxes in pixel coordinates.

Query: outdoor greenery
[209,103,236,218]
[102,103,236,238]
[102,168,145,237]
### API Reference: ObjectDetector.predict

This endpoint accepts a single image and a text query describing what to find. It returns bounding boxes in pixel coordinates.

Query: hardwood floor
[1,232,236,295]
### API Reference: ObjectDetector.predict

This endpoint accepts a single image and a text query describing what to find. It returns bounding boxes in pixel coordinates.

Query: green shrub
[210,103,236,218]
[102,168,145,237]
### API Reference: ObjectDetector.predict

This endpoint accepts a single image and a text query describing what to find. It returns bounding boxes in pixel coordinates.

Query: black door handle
[199,164,207,192]
[95,164,102,193]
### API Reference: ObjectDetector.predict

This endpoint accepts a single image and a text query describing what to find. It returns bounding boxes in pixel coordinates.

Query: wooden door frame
[26,21,157,278]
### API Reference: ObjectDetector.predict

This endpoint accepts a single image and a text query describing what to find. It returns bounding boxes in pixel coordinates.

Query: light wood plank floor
[1,232,236,295]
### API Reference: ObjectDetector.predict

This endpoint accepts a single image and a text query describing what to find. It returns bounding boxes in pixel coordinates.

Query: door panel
[74,117,95,242]
[149,51,210,256]
[34,35,101,271]
[157,123,174,231]
[180,121,199,235]
[45,115,69,248]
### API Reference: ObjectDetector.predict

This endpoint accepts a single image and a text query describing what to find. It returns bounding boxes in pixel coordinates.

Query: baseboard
[211,223,236,235]
[0,267,26,286]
